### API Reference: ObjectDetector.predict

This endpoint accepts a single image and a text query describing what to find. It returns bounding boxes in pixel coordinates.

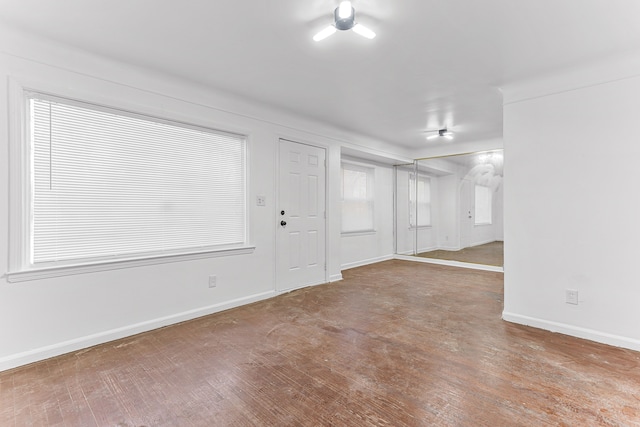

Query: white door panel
[277,139,326,291]
[460,179,473,249]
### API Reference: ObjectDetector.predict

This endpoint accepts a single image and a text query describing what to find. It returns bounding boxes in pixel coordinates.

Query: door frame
[275,136,329,293]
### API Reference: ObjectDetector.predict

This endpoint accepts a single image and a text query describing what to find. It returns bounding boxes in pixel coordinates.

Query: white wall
[0,28,412,371]
[435,174,459,250]
[502,56,640,351]
[340,159,395,269]
[493,184,504,241]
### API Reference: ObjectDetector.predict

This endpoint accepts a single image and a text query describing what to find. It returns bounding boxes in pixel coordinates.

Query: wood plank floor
[417,241,504,267]
[1,260,639,426]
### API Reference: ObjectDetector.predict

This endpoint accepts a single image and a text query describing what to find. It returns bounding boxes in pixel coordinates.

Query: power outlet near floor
[566,289,578,305]
[209,275,217,288]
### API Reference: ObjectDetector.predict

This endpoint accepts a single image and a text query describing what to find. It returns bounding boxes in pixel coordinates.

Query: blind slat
[29,95,247,265]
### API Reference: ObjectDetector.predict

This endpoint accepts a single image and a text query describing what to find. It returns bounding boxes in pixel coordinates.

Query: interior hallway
[1,260,638,426]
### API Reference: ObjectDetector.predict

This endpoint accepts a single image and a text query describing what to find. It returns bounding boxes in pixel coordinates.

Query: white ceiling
[1,0,640,150]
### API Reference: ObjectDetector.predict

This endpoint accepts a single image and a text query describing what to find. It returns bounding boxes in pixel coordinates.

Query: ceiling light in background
[313,1,376,41]
[426,128,454,140]
[478,150,503,163]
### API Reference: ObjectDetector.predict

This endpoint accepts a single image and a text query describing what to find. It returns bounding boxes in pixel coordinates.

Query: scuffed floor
[417,241,503,266]
[1,260,638,426]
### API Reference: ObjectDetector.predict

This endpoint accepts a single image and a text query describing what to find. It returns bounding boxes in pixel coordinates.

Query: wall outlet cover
[566,289,578,305]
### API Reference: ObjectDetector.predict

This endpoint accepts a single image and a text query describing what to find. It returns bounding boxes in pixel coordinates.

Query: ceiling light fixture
[313,1,376,41]
[313,26,337,42]
[338,1,353,19]
[352,23,376,39]
[426,129,454,140]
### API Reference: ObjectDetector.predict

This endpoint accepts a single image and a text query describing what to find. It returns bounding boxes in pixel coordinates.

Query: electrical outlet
[209,275,217,288]
[256,195,266,206]
[566,289,578,305]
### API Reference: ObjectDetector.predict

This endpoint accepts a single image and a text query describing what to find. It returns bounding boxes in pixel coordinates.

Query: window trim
[7,82,254,282]
[6,246,255,283]
[341,230,377,237]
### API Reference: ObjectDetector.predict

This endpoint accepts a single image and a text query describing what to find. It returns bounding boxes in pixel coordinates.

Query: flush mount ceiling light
[313,1,376,41]
[426,128,454,140]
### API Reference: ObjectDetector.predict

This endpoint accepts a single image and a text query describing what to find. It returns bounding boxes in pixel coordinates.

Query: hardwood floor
[1,260,639,426]
[417,241,504,267]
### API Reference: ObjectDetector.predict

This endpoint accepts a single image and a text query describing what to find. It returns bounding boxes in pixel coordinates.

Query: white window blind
[28,94,246,266]
[409,174,431,227]
[474,184,492,225]
[341,163,374,233]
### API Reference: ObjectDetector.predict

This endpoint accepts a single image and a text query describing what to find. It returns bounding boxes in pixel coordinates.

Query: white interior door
[277,139,326,292]
[459,178,474,249]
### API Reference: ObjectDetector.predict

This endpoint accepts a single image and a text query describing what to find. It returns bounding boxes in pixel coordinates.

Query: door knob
[280,220,287,226]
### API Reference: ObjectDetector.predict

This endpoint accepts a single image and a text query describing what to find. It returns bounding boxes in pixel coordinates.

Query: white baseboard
[340,254,394,271]
[502,312,640,352]
[0,290,277,372]
[394,254,503,272]
[470,239,497,247]
[397,249,414,256]
[329,273,343,282]
[436,245,460,251]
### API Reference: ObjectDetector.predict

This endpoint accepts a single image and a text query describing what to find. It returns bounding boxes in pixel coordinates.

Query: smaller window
[475,184,492,225]
[341,162,374,233]
[409,174,431,227]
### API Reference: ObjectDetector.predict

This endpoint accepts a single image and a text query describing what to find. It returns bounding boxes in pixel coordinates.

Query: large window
[474,184,492,225]
[341,162,374,233]
[23,93,247,269]
[409,174,431,227]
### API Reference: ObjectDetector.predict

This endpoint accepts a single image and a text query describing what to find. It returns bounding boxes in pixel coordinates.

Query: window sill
[341,230,377,237]
[409,225,432,230]
[474,223,493,227]
[5,246,256,283]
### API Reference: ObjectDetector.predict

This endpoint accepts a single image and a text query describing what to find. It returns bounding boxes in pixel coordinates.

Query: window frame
[7,85,255,283]
[340,160,376,235]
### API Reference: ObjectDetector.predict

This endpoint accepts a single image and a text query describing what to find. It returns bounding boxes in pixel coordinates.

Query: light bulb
[313,25,337,41]
[338,1,353,19]
[353,24,376,39]
[353,23,376,39]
